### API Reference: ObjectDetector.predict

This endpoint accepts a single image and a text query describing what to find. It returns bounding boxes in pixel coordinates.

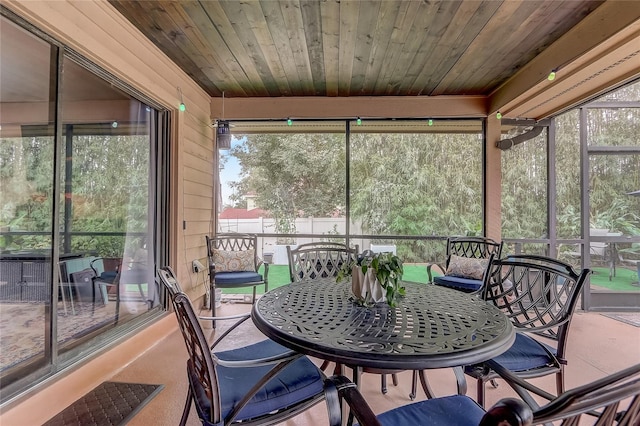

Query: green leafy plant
[337,251,405,307]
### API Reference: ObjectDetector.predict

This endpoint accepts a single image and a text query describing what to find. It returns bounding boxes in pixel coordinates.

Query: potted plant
[337,250,405,307]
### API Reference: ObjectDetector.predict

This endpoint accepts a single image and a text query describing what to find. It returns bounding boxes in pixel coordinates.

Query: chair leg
[211,284,217,329]
[410,371,418,400]
[251,285,257,304]
[380,374,388,394]
[556,370,565,395]
[180,387,193,426]
[477,378,486,408]
[320,360,330,371]
[391,373,398,386]
[346,367,363,426]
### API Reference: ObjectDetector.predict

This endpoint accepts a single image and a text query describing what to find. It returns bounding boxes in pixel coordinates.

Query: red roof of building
[219,208,270,219]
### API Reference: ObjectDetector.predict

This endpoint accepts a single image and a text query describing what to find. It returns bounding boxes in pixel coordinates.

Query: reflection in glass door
[0,16,57,388]
[0,13,166,403]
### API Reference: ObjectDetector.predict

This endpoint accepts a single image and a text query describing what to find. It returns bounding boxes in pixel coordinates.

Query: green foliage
[337,251,405,307]
[228,133,345,241]
[0,131,150,257]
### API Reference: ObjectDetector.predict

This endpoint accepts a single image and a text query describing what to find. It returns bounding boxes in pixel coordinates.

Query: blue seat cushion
[214,271,263,286]
[465,333,557,376]
[189,339,324,422]
[491,332,557,371]
[372,395,486,426]
[433,275,482,292]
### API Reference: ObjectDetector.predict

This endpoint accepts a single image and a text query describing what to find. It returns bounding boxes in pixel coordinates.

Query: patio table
[251,279,515,373]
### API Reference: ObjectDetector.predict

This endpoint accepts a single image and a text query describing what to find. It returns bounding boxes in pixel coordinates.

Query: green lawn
[220,264,640,295]
[590,266,640,292]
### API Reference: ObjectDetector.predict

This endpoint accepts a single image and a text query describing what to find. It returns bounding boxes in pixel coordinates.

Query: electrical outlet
[192,259,205,273]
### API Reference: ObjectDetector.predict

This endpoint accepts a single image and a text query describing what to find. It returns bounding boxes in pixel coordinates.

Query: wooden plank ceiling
[108,0,605,100]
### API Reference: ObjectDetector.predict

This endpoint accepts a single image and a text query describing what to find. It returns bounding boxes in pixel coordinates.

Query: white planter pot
[351,267,386,304]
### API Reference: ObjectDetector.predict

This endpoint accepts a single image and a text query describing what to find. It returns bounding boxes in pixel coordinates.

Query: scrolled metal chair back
[207,233,259,264]
[448,237,503,260]
[482,255,589,342]
[287,242,359,283]
[158,267,221,425]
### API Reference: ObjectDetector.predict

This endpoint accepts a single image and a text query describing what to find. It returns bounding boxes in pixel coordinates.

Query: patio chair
[157,267,327,426]
[286,242,359,283]
[91,259,150,323]
[206,233,268,326]
[287,243,402,396]
[324,363,640,426]
[460,254,591,407]
[427,236,503,293]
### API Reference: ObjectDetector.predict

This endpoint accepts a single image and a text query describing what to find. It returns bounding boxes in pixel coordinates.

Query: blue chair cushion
[434,275,482,292]
[372,395,486,426]
[189,339,324,423]
[214,271,263,286]
[466,332,556,374]
[492,332,557,371]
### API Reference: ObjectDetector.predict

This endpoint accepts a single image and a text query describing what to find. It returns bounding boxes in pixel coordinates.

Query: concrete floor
[4,299,637,425]
[110,301,640,426]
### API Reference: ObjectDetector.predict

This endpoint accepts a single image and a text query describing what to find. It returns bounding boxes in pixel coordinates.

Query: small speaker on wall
[216,120,231,149]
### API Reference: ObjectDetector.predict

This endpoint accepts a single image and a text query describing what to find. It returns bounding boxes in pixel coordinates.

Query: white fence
[218,217,395,264]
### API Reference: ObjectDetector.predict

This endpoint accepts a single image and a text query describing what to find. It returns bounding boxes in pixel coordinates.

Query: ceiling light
[356,117,362,126]
[287,118,293,126]
[548,69,557,81]
[496,112,502,120]
[428,119,433,126]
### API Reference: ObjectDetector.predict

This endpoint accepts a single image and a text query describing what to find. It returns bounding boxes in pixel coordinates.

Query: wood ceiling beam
[489,1,640,120]
[211,95,486,120]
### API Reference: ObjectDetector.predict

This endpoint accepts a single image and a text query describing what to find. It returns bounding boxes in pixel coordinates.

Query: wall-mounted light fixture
[111,120,118,128]
[428,119,433,126]
[496,111,503,120]
[287,118,293,126]
[547,69,557,81]
[356,117,362,126]
[178,87,186,112]
[216,120,231,149]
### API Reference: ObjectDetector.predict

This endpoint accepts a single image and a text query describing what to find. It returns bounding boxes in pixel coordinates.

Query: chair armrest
[479,398,533,426]
[197,313,250,321]
[426,262,445,283]
[215,349,301,368]
[485,359,556,407]
[324,375,381,426]
[206,313,252,349]
[208,258,216,282]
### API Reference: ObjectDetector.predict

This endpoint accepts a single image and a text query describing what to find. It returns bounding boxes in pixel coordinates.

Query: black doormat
[43,381,163,426]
